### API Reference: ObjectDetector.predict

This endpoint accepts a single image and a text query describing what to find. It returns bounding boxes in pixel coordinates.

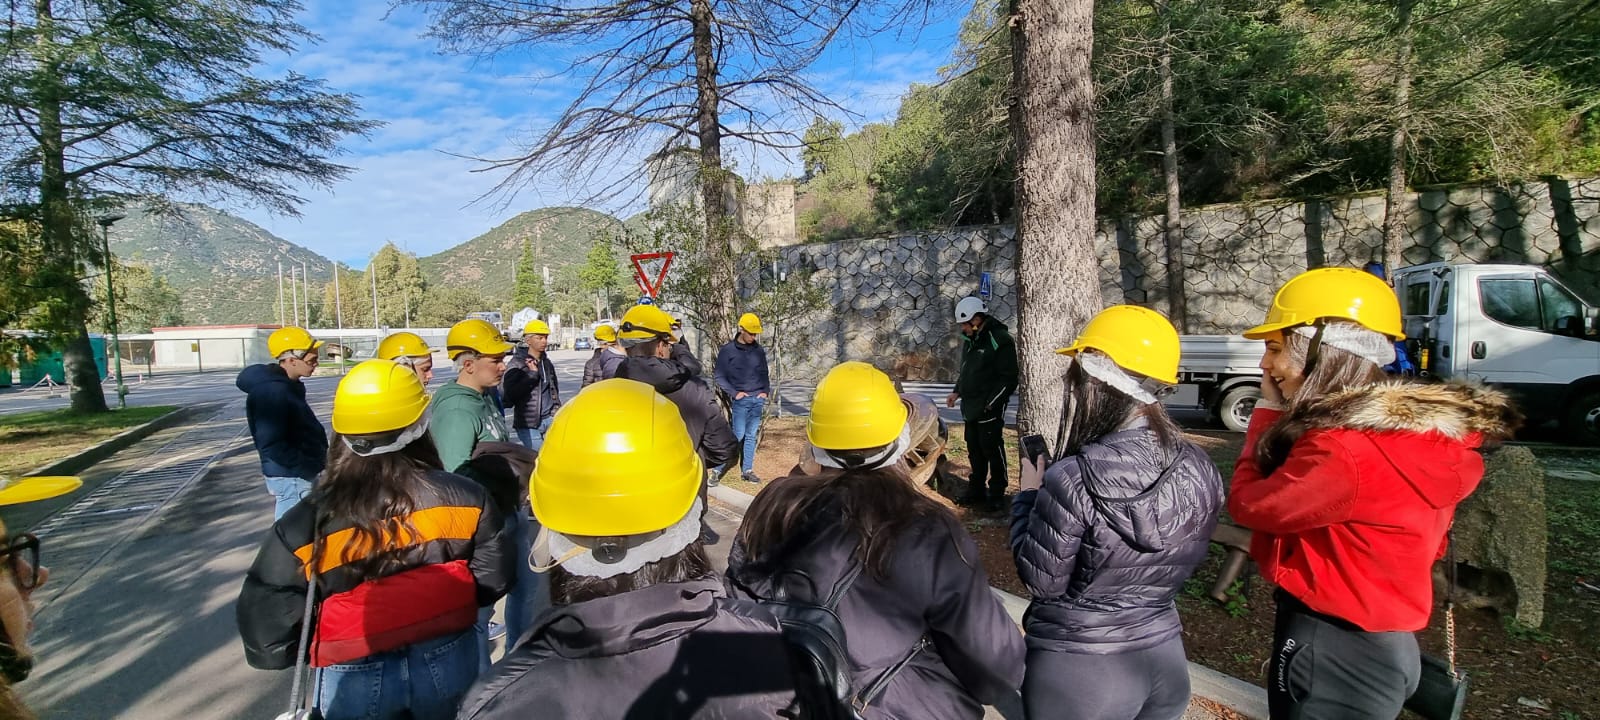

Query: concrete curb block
[711,483,1269,719]
[21,403,218,478]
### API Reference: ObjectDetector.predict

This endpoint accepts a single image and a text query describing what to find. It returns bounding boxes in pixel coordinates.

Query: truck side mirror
[1556,315,1585,337]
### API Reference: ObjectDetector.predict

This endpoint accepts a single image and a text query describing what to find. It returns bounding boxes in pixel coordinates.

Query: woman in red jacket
[1229,268,1518,720]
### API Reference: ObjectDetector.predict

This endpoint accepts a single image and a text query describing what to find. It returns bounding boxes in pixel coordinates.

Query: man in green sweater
[431,317,515,667]
[432,318,514,472]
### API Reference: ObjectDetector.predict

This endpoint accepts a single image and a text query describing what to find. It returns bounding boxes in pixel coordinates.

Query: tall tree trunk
[690,0,735,341]
[1381,0,1415,277]
[36,0,107,412]
[1157,0,1188,332]
[1010,0,1103,442]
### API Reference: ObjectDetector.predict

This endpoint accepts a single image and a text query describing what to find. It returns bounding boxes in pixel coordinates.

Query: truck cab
[1392,262,1600,443]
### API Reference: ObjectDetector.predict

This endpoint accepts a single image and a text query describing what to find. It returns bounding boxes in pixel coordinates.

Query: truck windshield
[1480,277,1585,333]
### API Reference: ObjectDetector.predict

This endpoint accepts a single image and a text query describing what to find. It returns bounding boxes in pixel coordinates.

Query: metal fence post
[197,340,203,373]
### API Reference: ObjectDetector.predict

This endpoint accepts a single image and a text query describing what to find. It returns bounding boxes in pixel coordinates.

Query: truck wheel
[1218,385,1261,433]
[1563,390,1600,446]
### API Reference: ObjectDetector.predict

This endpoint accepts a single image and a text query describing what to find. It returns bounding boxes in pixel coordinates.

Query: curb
[21,403,220,478]
[709,483,1270,719]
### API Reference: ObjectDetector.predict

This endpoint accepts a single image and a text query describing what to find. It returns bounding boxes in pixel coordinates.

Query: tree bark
[691,0,735,341]
[1381,0,1415,277]
[36,0,107,412]
[1157,0,1188,332]
[1010,0,1103,443]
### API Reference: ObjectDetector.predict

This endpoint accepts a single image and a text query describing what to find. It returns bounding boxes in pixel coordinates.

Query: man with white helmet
[948,296,1018,508]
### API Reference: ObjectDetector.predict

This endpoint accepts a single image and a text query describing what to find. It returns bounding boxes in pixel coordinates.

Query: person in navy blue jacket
[714,313,771,483]
[236,326,329,520]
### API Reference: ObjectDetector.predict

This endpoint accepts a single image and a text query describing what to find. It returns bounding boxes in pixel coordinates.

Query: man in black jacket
[947,296,1018,508]
[714,312,770,483]
[502,319,560,451]
[615,304,736,483]
[236,326,328,520]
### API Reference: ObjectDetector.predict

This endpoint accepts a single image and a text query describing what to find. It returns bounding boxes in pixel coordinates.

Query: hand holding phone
[1019,433,1049,491]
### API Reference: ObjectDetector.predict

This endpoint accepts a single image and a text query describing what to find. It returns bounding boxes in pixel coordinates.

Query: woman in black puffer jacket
[1010,305,1223,720]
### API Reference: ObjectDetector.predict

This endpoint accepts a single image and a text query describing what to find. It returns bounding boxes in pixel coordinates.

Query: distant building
[645,146,798,248]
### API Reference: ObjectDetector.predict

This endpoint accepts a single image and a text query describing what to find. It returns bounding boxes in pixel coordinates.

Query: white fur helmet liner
[341,411,432,457]
[813,422,912,471]
[530,498,704,579]
[1292,322,1396,367]
[1077,351,1163,405]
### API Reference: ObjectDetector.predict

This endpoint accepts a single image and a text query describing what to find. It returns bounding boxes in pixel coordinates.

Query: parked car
[574,337,592,351]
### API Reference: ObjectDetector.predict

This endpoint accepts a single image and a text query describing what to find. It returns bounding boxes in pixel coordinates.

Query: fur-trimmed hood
[1280,380,1521,509]
[1297,381,1520,441]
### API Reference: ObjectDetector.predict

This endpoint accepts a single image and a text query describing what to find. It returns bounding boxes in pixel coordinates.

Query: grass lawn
[0,406,177,476]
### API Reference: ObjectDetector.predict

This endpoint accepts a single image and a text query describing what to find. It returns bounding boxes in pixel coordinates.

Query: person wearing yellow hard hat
[238,359,514,720]
[729,361,1025,719]
[431,318,514,475]
[458,379,798,719]
[713,312,770,483]
[501,318,561,452]
[1228,268,1519,719]
[237,325,328,519]
[615,304,735,500]
[1008,305,1223,720]
[948,296,1019,509]
[377,331,436,385]
[580,324,625,387]
[0,473,81,717]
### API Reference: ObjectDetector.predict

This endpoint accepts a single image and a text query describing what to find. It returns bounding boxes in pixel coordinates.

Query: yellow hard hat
[530,379,703,537]
[1244,267,1404,341]
[268,326,324,358]
[446,318,515,360]
[594,324,617,343]
[618,304,676,341]
[522,319,551,336]
[738,313,763,335]
[807,362,908,450]
[0,475,82,506]
[1056,305,1181,385]
[377,331,433,360]
[331,359,431,436]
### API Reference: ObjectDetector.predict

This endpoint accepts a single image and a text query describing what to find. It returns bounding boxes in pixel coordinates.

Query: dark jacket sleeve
[923,520,1026,704]
[989,330,1019,410]
[1009,462,1088,600]
[253,384,313,477]
[237,518,312,670]
[672,341,703,376]
[714,343,736,398]
[756,345,771,396]
[501,359,534,408]
[696,383,738,467]
[470,489,516,606]
[582,352,602,387]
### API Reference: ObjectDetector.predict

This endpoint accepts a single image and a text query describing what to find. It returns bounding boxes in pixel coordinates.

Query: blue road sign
[979,272,993,298]
[637,296,655,305]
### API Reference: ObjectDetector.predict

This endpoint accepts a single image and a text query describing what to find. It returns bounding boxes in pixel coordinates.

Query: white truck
[1162,261,1600,444]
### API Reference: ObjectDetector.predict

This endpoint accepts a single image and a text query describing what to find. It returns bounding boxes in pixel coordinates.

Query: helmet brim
[1055,342,1178,385]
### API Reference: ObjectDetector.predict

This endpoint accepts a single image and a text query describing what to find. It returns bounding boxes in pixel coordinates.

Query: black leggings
[1022,637,1191,720]
[1268,592,1421,720]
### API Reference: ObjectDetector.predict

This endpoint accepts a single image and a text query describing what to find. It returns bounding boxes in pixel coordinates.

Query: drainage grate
[31,405,249,609]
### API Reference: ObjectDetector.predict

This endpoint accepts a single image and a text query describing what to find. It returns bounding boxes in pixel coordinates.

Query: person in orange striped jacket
[238,359,514,720]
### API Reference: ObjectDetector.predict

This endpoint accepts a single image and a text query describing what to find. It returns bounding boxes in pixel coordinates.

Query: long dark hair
[735,466,960,581]
[1054,357,1184,460]
[1256,330,1387,474]
[549,543,715,606]
[309,432,444,581]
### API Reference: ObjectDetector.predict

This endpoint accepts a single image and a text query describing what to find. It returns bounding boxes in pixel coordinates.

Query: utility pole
[277,262,284,325]
[301,260,309,327]
[371,258,380,330]
[334,264,343,330]
[291,266,301,326]
[97,214,127,409]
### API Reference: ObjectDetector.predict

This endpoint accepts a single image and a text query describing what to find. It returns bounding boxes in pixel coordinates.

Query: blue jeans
[266,476,312,520]
[503,509,549,650]
[515,416,554,452]
[315,629,478,720]
[730,395,766,473]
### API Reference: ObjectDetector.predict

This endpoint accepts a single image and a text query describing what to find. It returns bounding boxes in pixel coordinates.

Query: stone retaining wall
[743,176,1600,383]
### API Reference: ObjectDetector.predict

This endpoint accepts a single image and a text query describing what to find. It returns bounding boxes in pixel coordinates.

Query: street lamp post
[97,214,128,409]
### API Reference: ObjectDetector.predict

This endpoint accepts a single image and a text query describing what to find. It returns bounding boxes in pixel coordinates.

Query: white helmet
[954,296,988,323]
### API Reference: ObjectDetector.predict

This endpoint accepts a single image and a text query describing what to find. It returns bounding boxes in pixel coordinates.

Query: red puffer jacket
[1229,382,1516,632]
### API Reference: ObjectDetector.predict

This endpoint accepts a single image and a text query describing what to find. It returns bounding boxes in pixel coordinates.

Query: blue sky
[233,0,965,268]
